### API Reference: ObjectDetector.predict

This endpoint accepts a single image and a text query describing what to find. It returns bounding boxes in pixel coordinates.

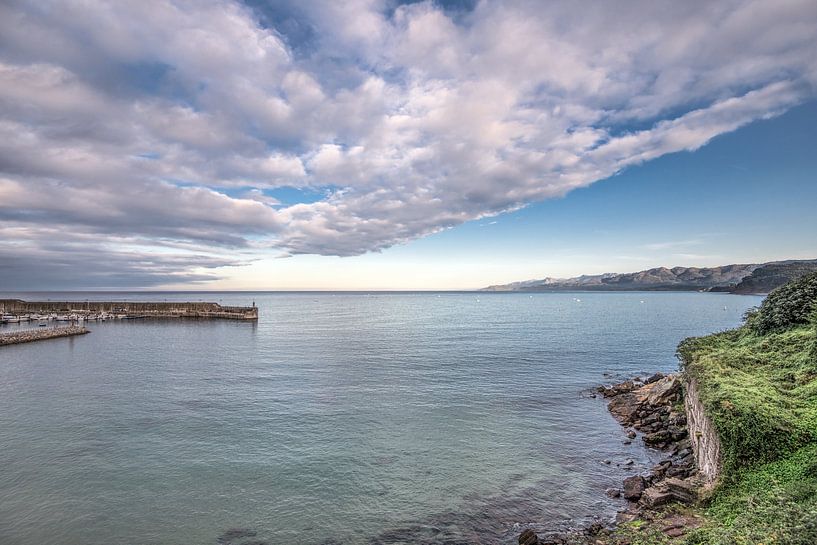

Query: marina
[0,300,258,322]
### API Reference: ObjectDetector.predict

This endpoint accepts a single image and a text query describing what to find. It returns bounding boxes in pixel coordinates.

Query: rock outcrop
[599,374,699,509]
[600,374,689,452]
[517,373,708,544]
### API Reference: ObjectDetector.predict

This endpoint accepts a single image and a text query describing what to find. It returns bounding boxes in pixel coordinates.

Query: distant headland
[482,259,817,294]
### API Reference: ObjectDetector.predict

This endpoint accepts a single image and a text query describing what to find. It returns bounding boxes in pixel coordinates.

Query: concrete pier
[0,300,258,321]
[0,326,89,346]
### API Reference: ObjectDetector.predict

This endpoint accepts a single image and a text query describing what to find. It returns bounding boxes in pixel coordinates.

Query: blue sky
[433,101,817,268]
[0,1,815,289]
[224,100,817,290]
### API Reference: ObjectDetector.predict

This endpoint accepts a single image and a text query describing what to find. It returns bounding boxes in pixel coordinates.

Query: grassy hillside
[677,272,817,544]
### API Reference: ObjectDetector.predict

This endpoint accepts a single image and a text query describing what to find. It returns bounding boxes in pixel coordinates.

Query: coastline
[521,262,815,545]
[520,374,708,545]
[0,291,780,544]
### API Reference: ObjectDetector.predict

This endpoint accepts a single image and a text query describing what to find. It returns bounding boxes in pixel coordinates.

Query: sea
[0,291,762,545]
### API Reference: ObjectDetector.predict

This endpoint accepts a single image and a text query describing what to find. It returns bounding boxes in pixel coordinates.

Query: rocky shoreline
[519,374,707,545]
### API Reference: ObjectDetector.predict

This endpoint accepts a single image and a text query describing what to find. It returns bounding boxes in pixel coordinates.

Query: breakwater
[0,326,89,346]
[0,300,258,320]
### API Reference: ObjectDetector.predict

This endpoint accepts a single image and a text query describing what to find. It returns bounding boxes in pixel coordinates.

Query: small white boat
[2,314,19,323]
[55,315,69,322]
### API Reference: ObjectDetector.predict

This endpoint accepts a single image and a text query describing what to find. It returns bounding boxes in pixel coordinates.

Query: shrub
[752,272,817,334]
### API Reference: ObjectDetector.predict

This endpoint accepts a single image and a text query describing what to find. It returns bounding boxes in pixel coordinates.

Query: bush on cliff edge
[750,271,817,334]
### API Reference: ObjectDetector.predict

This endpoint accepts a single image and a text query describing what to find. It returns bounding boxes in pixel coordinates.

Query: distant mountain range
[482,259,817,294]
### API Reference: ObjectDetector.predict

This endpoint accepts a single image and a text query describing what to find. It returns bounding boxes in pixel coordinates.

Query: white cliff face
[684,378,722,485]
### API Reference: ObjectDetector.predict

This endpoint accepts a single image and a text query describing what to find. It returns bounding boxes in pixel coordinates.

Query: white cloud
[644,240,703,251]
[1,0,816,285]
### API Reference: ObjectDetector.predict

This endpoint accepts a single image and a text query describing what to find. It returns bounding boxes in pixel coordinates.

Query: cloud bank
[1,0,816,286]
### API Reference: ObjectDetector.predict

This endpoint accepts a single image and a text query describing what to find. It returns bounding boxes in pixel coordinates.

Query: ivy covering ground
[676,272,817,544]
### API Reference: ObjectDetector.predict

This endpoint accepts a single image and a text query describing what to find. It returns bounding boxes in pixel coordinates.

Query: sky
[0,0,816,290]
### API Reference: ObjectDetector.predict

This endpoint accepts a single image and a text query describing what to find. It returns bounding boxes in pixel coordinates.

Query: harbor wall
[0,326,89,346]
[0,300,258,320]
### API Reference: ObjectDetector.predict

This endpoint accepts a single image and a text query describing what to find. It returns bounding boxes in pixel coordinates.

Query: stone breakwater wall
[0,300,258,320]
[684,377,721,484]
[0,326,89,346]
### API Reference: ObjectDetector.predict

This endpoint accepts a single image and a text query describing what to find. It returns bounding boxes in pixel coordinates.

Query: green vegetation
[676,272,817,544]
[686,444,817,544]
[750,271,817,334]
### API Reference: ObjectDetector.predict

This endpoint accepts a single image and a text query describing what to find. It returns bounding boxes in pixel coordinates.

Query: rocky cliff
[730,260,817,294]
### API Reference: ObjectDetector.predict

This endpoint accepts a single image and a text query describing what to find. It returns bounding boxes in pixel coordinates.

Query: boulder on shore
[518,528,539,545]
[623,476,646,501]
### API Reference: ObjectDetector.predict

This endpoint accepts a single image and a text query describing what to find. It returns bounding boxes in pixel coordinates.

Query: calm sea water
[0,291,761,545]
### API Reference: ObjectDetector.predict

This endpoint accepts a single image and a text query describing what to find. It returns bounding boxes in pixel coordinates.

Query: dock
[0,326,89,346]
[0,300,258,321]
